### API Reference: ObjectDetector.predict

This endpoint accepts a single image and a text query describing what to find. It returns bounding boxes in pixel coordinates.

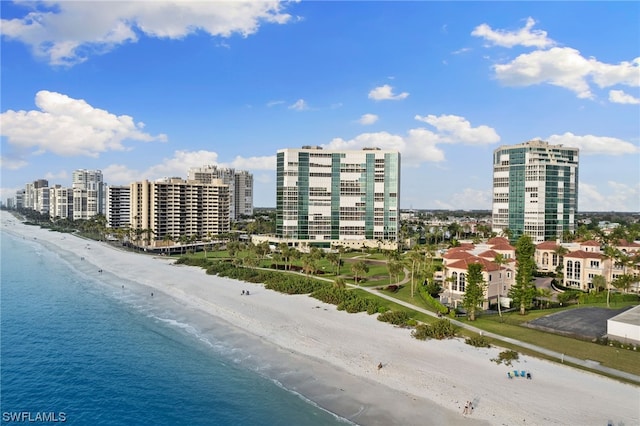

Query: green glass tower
[276,146,400,249]
[492,140,578,243]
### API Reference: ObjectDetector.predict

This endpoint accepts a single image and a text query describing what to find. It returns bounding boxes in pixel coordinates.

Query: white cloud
[0,91,167,159]
[1,1,293,66]
[493,47,594,98]
[591,57,640,88]
[323,114,499,167]
[471,17,555,49]
[547,132,639,156]
[358,113,379,125]
[103,150,276,185]
[267,100,285,107]
[579,181,640,212]
[609,89,640,105]
[288,99,308,111]
[433,188,493,210]
[475,18,639,100]
[368,84,409,101]
[225,155,276,170]
[414,114,500,145]
[0,156,28,171]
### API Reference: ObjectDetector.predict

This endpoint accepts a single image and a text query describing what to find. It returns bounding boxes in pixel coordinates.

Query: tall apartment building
[49,185,74,219]
[130,177,230,247]
[492,140,578,243]
[106,185,131,229]
[274,146,400,249]
[188,165,253,219]
[24,179,48,212]
[72,169,107,220]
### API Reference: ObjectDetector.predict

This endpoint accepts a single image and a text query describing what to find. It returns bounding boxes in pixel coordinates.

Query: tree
[408,248,423,298]
[493,253,507,318]
[351,260,369,285]
[508,234,537,315]
[388,260,403,285]
[536,287,553,309]
[326,252,341,276]
[462,262,486,321]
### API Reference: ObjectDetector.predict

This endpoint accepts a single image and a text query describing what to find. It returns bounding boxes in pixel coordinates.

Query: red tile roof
[447,256,502,272]
[536,241,559,250]
[565,250,604,260]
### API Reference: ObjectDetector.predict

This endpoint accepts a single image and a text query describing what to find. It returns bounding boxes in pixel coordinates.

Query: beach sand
[2,211,638,426]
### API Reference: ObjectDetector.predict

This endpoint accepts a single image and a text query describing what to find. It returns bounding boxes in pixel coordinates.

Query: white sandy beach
[2,211,639,426]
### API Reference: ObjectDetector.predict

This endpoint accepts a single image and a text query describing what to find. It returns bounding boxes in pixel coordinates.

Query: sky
[1,1,639,212]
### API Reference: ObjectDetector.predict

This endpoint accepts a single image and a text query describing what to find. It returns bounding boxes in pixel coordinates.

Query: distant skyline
[1,1,639,211]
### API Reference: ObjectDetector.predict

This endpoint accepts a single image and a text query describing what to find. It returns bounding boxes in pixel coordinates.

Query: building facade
[49,185,74,220]
[130,178,230,247]
[106,185,131,229]
[492,140,578,244]
[274,146,400,249]
[188,165,253,220]
[72,169,107,220]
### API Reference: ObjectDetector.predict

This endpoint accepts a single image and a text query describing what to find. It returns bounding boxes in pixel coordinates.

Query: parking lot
[526,306,633,340]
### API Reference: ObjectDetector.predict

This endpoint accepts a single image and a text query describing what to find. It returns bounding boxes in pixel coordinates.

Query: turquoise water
[0,231,347,425]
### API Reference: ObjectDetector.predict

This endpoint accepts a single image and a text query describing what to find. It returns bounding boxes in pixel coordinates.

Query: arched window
[574,261,581,279]
[567,260,573,279]
[451,272,458,291]
[552,253,558,267]
[543,252,549,266]
[459,273,466,292]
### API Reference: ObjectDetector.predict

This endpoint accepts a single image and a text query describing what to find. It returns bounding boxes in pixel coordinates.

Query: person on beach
[377,362,383,371]
[463,402,469,414]
[242,290,245,295]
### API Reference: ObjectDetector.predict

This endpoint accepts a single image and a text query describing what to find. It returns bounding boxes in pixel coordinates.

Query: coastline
[2,211,638,426]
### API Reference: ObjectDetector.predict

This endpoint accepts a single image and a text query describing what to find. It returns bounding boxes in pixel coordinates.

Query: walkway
[357,285,640,385]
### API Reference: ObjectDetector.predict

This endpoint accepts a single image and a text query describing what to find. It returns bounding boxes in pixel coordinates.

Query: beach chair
[526,372,532,380]
[514,370,519,377]
[521,370,526,377]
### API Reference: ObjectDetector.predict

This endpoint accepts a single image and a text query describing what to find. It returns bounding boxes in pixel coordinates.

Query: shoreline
[2,211,638,426]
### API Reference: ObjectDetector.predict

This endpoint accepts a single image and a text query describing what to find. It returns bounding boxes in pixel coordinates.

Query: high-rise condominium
[130,177,230,247]
[188,166,253,220]
[276,146,400,249]
[72,169,106,220]
[106,185,131,228]
[492,140,579,243]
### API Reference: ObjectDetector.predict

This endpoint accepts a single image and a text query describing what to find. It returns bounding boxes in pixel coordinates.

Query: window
[459,273,466,292]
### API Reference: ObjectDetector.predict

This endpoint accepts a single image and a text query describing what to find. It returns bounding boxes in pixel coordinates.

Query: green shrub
[465,335,490,348]
[377,310,411,326]
[491,350,519,366]
[411,318,456,340]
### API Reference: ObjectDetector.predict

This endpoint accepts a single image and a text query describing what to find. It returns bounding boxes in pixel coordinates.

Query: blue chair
[514,370,519,377]
[521,370,526,377]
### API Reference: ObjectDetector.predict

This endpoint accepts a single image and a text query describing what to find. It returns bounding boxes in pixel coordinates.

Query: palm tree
[408,248,423,298]
[388,260,403,286]
[493,253,507,318]
[351,260,369,285]
[326,252,340,276]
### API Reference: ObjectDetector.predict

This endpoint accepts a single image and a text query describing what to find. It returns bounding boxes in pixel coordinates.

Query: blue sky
[1,1,639,212]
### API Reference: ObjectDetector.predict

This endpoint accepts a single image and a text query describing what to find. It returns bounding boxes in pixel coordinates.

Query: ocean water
[0,230,347,425]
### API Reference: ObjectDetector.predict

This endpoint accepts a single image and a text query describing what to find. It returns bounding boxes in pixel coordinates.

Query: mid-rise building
[492,140,578,243]
[273,146,400,250]
[130,177,230,248]
[188,165,253,220]
[72,169,107,220]
[106,185,131,229]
